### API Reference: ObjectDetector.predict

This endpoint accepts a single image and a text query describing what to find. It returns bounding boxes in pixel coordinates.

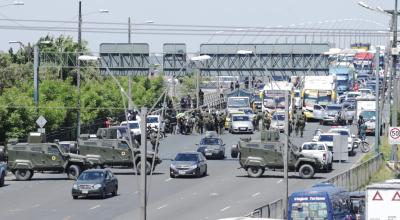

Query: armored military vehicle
[78,126,162,175]
[231,130,324,178]
[7,132,93,181]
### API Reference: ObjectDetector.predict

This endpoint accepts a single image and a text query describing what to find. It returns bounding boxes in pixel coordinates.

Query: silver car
[230,114,254,134]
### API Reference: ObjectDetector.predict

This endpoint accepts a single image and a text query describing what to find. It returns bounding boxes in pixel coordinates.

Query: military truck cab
[7,132,92,181]
[78,126,161,175]
[231,130,323,179]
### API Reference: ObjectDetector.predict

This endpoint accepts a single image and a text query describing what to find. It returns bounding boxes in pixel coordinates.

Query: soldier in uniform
[263,112,271,130]
[255,111,263,131]
[149,129,159,152]
[218,113,225,135]
[298,111,306,138]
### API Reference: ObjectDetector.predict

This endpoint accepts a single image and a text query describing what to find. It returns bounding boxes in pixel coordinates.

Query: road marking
[251,192,261,197]
[8,209,22,212]
[164,178,172,182]
[89,205,101,210]
[180,197,184,200]
[209,192,219,196]
[277,179,283,184]
[32,204,40,208]
[157,204,168,210]
[192,192,198,195]
[62,216,72,220]
[220,206,231,212]
[134,191,139,194]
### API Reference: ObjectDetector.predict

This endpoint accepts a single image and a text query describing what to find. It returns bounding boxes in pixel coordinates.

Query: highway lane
[0,122,371,220]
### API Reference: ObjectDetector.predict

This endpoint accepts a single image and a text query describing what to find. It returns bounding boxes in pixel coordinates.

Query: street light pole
[391,0,398,128]
[76,0,82,139]
[128,17,133,111]
[283,90,289,218]
[140,107,148,220]
[375,47,381,153]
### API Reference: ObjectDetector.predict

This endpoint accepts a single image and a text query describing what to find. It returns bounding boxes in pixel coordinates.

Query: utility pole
[33,45,39,111]
[140,107,147,220]
[196,69,200,108]
[283,90,289,218]
[128,17,133,111]
[375,47,381,153]
[76,0,82,138]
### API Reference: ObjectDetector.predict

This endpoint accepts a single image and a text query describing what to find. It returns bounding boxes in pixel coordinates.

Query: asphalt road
[0,122,372,220]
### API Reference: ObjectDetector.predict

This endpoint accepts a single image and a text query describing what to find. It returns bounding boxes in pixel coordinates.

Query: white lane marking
[180,197,184,200]
[209,192,219,196]
[32,204,40,208]
[277,179,283,184]
[164,178,172,182]
[251,192,261,197]
[8,209,22,212]
[134,191,139,194]
[220,206,231,212]
[89,205,101,210]
[157,204,168,210]
[192,192,198,195]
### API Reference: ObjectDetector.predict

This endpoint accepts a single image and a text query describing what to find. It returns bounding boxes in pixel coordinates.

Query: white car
[147,115,163,130]
[230,114,254,134]
[120,120,141,135]
[270,112,285,132]
[300,142,333,171]
[328,127,357,156]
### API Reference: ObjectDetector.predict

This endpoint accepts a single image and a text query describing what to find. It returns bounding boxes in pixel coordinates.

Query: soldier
[263,112,271,130]
[297,112,306,138]
[255,111,263,131]
[149,129,159,152]
[218,113,225,135]
[197,113,204,134]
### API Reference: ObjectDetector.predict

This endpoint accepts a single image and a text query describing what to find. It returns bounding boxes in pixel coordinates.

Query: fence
[246,153,384,218]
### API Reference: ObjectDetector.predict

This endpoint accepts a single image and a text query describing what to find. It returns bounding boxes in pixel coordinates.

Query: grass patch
[369,164,396,184]
[358,137,400,164]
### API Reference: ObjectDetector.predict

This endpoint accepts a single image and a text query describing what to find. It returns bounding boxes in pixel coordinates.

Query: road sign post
[389,127,400,146]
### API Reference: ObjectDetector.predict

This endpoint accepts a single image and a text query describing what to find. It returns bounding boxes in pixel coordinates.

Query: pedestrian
[104,117,111,128]
[219,86,224,99]
[235,81,240,89]
[230,82,234,91]
[298,112,306,138]
[149,129,159,152]
[199,89,204,106]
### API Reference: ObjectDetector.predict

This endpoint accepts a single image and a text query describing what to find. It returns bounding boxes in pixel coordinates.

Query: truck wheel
[231,148,239,158]
[247,166,264,178]
[15,169,32,181]
[68,165,81,180]
[136,161,151,175]
[299,164,315,179]
[0,171,5,186]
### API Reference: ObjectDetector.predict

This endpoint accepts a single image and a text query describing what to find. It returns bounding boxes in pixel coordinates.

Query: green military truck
[231,130,324,179]
[7,132,93,181]
[78,126,162,175]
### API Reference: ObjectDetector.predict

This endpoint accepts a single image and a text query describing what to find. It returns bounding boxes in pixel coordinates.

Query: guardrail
[246,153,384,218]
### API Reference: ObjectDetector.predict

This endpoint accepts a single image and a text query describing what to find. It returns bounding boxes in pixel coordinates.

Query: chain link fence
[246,153,384,218]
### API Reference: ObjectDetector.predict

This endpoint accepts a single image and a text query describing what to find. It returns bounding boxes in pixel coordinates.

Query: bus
[288,183,354,220]
[260,81,293,113]
[302,76,337,120]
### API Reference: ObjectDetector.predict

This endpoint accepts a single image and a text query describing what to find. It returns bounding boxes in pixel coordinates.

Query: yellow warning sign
[121,151,126,156]
[51,156,56,161]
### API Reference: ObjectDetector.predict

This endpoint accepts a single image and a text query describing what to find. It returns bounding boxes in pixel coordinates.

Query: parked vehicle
[0,161,6,187]
[300,142,333,171]
[366,180,400,220]
[170,152,207,178]
[196,133,225,159]
[231,130,325,178]
[146,115,163,130]
[72,169,118,199]
[120,120,141,135]
[229,114,254,134]
[7,132,93,181]
[270,111,285,132]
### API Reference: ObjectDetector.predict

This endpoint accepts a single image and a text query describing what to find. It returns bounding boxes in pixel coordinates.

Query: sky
[0,0,395,53]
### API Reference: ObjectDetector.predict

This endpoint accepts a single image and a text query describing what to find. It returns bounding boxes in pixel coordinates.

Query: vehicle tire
[203,166,208,177]
[101,189,106,199]
[136,161,151,175]
[67,165,81,180]
[299,164,315,179]
[195,168,201,178]
[170,173,175,178]
[231,148,239,159]
[112,185,118,196]
[72,195,78,200]
[28,171,34,180]
[349,150,356,157]
[15,169,32,181]
[247,166,264,178]
[0,172,5,186]
[328,163,333,171]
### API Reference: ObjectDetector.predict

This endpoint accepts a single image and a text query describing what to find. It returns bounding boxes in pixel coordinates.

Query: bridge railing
[246,153,384,218]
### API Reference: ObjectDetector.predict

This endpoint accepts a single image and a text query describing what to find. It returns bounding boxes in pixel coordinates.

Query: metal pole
[140,107,147,220]
[76,0,82,138]
[196,69,200,108]
[33,45,39,111]
[283,90,289,218]
[375,47,380,153]
[128,17,133,111]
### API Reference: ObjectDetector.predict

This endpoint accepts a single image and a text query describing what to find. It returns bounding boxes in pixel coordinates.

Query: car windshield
[347,93,359,98]
[302,143,325,150]
[290,202,328,220]
[147,117,158,123]
[122,122,139,129]
[78,171,105,181]
[272,114,285,121]
[330,129,349,136]
[361,111,375,120]
[326,105,341,111]
[241,109,253,114]
[200,138,220,145]
[319,135,333,142]
[233,115,250,121]
[227,98,249,108]
[175,153,199,162]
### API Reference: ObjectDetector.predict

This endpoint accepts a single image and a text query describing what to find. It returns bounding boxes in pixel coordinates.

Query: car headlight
[170,164,176,169]
[190,164,198,169]
[73,183,78,189]
[93,184,102,189]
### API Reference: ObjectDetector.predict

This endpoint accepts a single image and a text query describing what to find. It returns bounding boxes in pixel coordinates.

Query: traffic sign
[389,127,400,145]
[392,191,400,201]
[372,191,383,201]
[36,115,47,128]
